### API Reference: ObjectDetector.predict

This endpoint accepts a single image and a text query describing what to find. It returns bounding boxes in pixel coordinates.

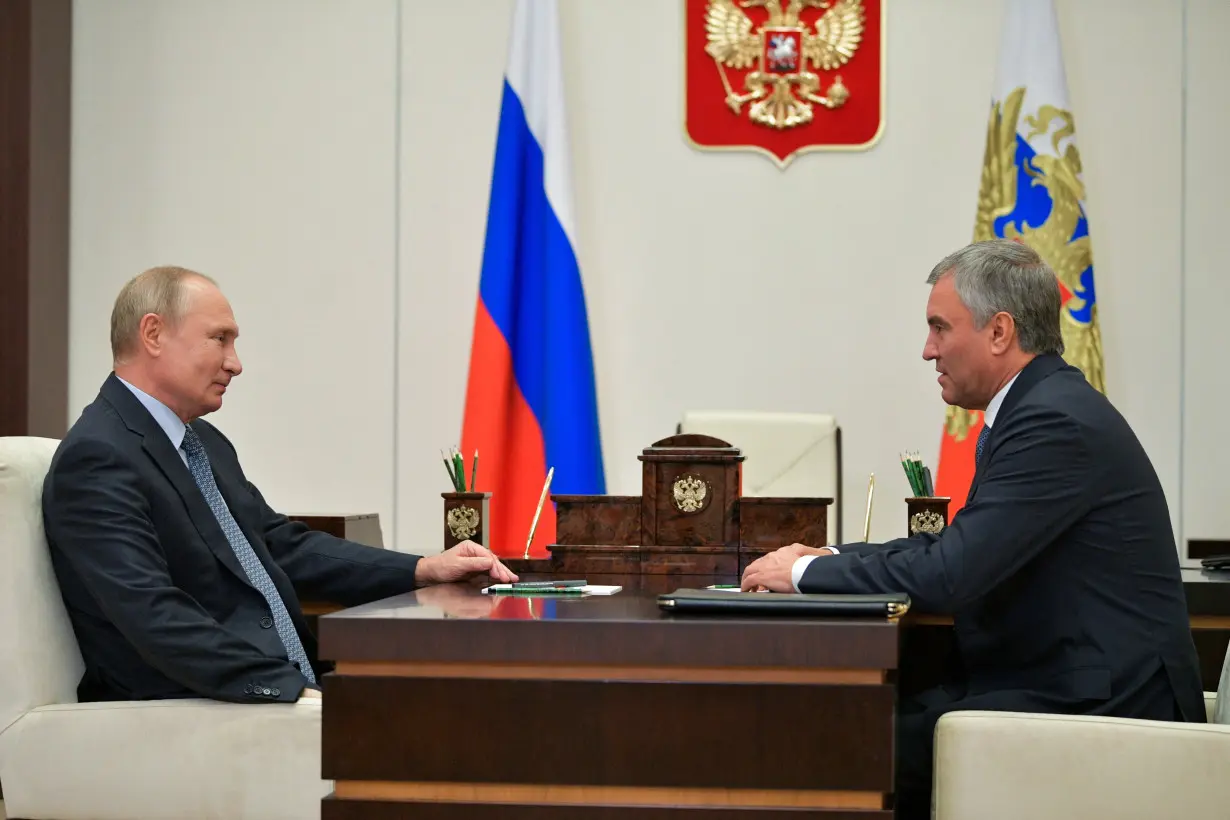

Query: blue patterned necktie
[975,424,991,467]
[180,426,315,684]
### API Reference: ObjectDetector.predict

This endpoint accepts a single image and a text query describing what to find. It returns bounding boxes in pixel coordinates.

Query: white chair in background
[678,411,842,545]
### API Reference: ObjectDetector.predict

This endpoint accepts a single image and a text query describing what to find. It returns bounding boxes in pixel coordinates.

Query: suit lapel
[965,354,1068,502]
[101,375,252,586]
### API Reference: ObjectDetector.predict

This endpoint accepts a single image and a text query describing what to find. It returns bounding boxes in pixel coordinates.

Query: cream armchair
[933,689,1230,820]
[0,437,329,820]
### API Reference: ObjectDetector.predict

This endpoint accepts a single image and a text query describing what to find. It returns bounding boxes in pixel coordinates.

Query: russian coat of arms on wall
[684,0,885,167]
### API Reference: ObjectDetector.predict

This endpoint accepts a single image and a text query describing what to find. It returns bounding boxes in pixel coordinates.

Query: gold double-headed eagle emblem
[446,506,480,540]
[703,0,866,129]
[672,475,710,514]
[945,86,1107,442]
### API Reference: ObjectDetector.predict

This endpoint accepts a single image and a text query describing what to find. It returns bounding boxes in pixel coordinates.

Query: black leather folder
[657,589,910,618]
[1200,554,1230,571]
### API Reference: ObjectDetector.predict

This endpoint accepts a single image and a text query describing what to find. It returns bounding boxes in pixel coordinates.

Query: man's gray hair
[110,266,216,362]
[927,239,1065,356]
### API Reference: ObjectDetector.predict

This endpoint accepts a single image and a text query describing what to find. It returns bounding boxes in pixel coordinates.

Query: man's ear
[138,313,165,358]
[988,311,1017,355]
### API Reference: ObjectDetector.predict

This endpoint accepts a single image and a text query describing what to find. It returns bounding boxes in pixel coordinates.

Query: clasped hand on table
[740,543,836,592]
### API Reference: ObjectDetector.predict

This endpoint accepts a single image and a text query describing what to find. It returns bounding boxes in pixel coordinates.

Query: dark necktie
[975,424,991,467]
[180,426,315,684]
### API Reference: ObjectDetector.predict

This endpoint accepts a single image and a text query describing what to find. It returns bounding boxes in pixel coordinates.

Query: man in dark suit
[43,266,517,706]
[742,239,1204,819]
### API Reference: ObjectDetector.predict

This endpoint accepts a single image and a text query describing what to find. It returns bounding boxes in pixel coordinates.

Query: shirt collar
[116,376,189,451]
[983,371,1021,429]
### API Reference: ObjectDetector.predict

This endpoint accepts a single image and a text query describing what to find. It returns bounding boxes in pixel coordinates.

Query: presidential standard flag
[460,0,606,558]
[936,0,1105,515]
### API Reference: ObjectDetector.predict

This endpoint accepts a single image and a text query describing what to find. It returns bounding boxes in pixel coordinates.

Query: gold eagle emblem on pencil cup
[672,476,710,514]
[447,506,481,540]
[909,510,944,535]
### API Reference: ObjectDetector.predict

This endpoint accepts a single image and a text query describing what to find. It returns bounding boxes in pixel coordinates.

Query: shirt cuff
[791,555,817,592]
[790,548,838,592]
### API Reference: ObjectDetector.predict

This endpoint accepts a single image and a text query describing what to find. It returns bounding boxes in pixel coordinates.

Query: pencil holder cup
[906,497,950,536]
[443,492,491,550]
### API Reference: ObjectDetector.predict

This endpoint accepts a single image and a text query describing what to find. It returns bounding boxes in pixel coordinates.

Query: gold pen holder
[906,497,950,536]
[442,492,491,550]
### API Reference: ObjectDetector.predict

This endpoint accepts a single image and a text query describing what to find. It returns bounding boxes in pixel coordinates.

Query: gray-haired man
[743,239,1204,819]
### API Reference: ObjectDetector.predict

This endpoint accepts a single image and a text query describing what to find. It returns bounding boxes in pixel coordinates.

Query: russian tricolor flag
[461,0,605,558]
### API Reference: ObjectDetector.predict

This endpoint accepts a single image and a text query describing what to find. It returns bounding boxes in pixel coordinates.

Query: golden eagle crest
[672,476,710,514]
[909,510,945,536]
[446,506,480,540]
[946,86,1106,442]
[704,0,865,129]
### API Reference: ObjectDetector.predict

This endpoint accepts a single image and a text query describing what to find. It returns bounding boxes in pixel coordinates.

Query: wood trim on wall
[0,0,71,438]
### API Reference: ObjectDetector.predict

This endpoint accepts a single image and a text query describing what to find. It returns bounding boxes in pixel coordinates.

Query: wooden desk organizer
[509,434,832,577]
[442,492,492,549]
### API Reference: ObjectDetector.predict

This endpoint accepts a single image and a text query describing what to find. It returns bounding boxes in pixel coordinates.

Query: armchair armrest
[0,698,328,820]
[934,705,1230,820]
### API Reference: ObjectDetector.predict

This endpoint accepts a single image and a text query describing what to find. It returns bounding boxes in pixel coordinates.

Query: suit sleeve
[798,405,1098,612]
[44,439,307,703]
[197,422,423,607]
[249,483,422,607]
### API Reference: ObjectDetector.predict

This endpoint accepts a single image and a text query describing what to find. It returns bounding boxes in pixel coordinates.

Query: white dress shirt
[789,371,1022,592]
[117,376,190,467]
[117,376,251,534]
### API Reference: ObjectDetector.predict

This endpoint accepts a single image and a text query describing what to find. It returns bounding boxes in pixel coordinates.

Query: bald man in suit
[44,266,516,704]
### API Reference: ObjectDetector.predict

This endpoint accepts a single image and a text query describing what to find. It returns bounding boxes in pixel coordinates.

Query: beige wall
[69,0,1227,556]
[69,0,400,531]
[1182,0,1230,544]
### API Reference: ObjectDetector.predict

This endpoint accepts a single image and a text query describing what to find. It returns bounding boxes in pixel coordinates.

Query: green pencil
[452,448,467,492]
[470,449,479,491]
[901,454,921,495]
[442,450,460,491]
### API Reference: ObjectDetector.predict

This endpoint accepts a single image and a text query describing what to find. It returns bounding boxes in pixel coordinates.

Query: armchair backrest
[678,411,842,544]
[0,437,84,735]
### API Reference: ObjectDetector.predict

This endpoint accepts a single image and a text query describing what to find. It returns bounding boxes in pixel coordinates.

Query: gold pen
[863,472,875,542]
[523,467,555,560]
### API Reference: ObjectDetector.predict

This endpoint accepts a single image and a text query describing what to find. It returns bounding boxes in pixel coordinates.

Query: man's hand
[414,540,518,586]
[298,687,323,701]
[741,543,835,592]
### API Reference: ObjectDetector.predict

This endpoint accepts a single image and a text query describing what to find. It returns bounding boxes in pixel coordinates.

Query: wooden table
[318,579,901,818]
[1180,567,1230,690]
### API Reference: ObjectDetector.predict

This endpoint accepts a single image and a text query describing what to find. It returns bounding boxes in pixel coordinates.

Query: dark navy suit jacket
[43,374,422,704]
[801,355,1205,722]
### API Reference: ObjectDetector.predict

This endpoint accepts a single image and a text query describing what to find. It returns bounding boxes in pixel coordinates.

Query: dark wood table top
[317,578,901,671]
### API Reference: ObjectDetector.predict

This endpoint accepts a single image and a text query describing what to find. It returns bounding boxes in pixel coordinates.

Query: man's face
[149,280,243,421]
[921,274,997,410]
